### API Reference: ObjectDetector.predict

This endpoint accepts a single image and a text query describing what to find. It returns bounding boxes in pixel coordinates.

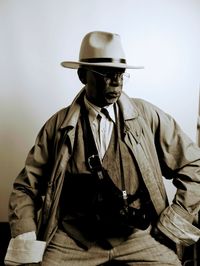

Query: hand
[151,226,176,252]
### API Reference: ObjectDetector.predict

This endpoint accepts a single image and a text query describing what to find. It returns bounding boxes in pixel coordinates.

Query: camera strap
[81,104,104,180]
[114,104,128,208]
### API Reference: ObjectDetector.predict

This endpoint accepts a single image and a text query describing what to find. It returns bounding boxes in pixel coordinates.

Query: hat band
[80,57,126,64]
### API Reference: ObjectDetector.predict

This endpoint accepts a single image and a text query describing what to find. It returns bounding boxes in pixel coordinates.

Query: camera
[119,205,150,230]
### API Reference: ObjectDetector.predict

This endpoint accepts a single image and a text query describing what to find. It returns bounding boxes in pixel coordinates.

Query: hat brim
[61,61,144,69]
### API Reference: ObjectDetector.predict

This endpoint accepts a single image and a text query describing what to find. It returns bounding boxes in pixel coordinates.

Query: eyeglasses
[86,69,130,84]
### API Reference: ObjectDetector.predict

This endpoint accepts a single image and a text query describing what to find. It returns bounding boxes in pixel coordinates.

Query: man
[5,31,200,265]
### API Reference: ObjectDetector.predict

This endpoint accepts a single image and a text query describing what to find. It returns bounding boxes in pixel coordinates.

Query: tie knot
[101,108,110,119]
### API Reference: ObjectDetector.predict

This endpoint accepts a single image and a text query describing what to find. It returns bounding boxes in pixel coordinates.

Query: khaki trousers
[41,227,182,266]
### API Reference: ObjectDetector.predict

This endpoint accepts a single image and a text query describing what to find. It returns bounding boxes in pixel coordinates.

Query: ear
[77,68,87,84]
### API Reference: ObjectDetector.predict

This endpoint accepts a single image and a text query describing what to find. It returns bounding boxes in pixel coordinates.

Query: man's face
[85,67,125,107]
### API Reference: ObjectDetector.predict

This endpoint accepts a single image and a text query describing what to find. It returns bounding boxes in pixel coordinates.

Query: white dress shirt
[84,96,116,160]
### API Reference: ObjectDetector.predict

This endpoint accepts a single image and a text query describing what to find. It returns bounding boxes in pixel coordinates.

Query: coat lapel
[119,94,167,215]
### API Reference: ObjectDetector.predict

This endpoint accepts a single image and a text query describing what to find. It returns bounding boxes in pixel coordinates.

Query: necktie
[101,108,111,120]
[97,108,114,159]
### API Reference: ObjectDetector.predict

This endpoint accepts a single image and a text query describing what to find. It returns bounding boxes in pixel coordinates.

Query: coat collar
[118,92,139,120]
[60,87,139,130]
[60,88,84,129]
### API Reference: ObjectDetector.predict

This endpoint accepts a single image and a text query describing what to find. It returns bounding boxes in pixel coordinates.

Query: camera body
[120,206,150,230]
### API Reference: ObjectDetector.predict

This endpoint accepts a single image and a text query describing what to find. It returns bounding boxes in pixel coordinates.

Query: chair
[0,222,11,265]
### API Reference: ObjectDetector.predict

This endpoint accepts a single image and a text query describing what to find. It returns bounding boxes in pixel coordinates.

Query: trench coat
[8,89,200,249]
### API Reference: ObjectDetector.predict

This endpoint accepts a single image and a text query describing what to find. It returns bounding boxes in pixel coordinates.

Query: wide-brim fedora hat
[61,31,143,69]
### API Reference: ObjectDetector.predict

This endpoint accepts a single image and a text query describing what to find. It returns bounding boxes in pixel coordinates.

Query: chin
[105,97,118,105]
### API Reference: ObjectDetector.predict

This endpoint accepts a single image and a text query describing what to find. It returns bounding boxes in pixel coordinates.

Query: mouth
[105,91,120,99]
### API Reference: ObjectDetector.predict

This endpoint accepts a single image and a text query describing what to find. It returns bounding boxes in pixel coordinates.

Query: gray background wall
[0,0,200,221]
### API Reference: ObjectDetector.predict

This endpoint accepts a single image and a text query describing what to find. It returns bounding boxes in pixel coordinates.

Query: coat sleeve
[8,111,62,238]
[136,99,200,246]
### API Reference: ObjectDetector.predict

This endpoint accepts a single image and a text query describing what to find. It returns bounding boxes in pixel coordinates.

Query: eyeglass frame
[84,68,130,84]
